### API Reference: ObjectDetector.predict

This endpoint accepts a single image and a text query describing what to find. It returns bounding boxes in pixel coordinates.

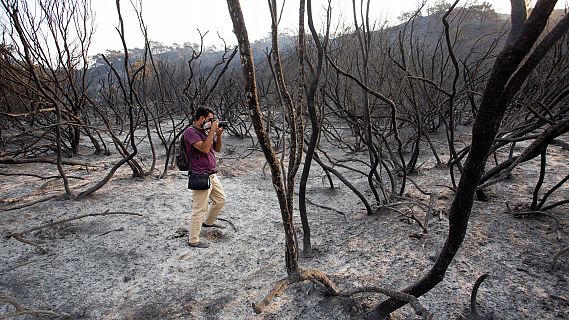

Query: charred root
[252,269,340,314]
[252,270,433,319]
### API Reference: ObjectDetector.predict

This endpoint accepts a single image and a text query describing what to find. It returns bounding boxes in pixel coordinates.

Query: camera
[218,120,229,128]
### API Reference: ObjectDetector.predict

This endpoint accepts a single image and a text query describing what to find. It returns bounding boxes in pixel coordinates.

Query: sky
[88,0,553,55]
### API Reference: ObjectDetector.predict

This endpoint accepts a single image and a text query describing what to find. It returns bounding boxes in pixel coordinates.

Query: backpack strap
[184,125,202,173]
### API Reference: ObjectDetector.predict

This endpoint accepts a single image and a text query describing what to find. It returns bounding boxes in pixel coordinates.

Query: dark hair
[194,106,214,120]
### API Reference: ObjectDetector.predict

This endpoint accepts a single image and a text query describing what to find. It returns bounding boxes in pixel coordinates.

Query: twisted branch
[252,269,432,319]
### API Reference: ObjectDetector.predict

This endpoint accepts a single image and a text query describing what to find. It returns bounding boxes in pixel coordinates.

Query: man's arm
[213,127,223,152]
[192,121,219,154]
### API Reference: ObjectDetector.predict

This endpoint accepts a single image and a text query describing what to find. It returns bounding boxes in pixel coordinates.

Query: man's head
[193,106,215,128]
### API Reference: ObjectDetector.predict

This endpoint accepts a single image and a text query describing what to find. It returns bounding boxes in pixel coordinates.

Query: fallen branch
[295,191,349,222]
[406,176,432,196]
[10,233,48,254]
[2,194,63,212]
[0,295,68,319]
[8,210,143,252]
[0,108,55,117]
[549,293,569,303]
[0,156,92,166]
[2,179,91,212]
[0,172,84,180]
[383,206,428,234]
[552,245,569,270]
[513,210,561,236]
[97,227,125,237]
[377,197,431,233]
[409,209,428,234]
[217,218,237,231]
[0,254,56,275]
[382,199,429,212]
[391,194,430,210]
[469,273,489,318]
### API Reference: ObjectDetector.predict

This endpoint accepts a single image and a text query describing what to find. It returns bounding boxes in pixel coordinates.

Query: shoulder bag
[188,172,211,190]
[186,126,211,190]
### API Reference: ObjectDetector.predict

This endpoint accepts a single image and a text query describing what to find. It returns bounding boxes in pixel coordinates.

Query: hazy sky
[88,0,541,55]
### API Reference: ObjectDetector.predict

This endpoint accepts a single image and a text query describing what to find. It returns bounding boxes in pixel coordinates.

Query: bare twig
[406,176,432,196]
[217,218,237,231]
[548,293,569,303]
[0,172,84,180]
[97,227,125,237]
[0,295,67,319]
[2,194,63,212]
[470,274,489,317]
[0,157,92,166]
[295,191,349,222]
[551,245,569,270]
[512,210,561,235]
[10,233,48,254]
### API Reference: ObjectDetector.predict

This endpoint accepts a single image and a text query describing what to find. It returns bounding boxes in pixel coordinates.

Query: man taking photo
[184,106,226,248]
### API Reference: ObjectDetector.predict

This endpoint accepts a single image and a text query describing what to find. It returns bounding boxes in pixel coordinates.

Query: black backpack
[175,132,189,171]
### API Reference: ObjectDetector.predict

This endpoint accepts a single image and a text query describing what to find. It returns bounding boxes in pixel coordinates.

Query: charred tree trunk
[226,0,299,274]
[298,0,330,254]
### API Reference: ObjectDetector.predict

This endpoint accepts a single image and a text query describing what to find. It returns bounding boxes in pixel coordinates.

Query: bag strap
[180,132,187,156]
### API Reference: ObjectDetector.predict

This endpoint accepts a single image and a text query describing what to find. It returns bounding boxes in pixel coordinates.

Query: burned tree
[372,0,569,317]
[225,0,340,313]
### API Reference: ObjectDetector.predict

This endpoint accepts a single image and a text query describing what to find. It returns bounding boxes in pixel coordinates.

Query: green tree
[427,0,451,16]
[470,1,498,23]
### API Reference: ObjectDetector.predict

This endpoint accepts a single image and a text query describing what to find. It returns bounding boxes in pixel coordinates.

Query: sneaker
[189,241,209,248]
[202,222,226,229]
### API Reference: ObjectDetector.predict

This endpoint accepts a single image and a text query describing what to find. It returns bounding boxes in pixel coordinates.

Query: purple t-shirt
[184,126,217,174]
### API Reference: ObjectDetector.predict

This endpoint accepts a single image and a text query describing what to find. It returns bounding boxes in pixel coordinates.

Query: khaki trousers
[188,174,226,244]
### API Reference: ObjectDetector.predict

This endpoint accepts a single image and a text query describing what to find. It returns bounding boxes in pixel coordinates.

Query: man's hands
[210,120,223,152]
[210,119,224,136]
[210,119,220,131]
